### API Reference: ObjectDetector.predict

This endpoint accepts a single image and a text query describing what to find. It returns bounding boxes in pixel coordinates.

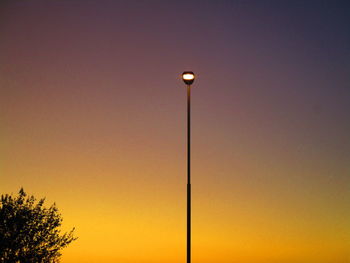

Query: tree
[0,188,77,263]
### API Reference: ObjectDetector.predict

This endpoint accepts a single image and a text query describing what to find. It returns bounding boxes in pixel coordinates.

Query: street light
[182,71,195,85]
[181,71,195,263]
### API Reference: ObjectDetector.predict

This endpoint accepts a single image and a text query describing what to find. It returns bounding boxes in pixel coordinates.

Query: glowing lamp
[182,71,195,85]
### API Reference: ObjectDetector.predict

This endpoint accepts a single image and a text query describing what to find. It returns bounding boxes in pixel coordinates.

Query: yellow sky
[1,1,350,262]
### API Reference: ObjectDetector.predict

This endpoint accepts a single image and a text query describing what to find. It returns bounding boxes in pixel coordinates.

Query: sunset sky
[1,1,349,262]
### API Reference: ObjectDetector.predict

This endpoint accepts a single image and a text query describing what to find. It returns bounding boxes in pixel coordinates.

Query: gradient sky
[1,1,349,263]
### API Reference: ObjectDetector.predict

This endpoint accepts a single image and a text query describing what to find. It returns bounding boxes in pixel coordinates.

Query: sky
[0,0,349,262]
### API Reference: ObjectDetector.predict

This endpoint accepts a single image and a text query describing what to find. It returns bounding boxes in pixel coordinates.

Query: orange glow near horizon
[1,1,349,263]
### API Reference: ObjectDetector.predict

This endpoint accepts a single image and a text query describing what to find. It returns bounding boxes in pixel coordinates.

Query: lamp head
[182,71,195,85]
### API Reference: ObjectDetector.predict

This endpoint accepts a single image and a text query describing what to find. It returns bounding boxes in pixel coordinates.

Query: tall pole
[182,71,194,263]
[187,84,191,263]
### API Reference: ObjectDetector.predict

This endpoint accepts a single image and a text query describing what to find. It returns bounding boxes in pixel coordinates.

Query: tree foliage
[0,188,76,263]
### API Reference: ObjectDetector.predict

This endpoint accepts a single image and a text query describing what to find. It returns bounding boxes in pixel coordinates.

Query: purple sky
[1,1,349,262]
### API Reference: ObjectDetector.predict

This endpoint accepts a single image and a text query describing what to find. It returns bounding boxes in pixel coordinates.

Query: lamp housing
[182,71,195,85]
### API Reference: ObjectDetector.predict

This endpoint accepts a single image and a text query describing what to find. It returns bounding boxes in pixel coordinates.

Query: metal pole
[187,84,191,263]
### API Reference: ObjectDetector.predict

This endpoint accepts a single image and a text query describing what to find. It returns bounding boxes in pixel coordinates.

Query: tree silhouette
[0,188,77,263]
